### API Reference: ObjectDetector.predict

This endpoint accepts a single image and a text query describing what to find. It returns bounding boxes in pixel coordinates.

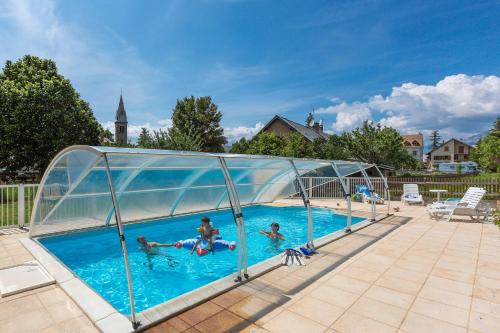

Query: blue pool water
[39,205,363,314]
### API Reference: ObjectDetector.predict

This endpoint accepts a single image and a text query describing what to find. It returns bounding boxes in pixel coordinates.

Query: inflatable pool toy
[299,242,317,256]
[175,235,236,256]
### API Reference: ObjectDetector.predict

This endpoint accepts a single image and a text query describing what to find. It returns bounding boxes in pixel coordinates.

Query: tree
[471,117,500,172]
[305,112,314,126]
[170,96,227,152]
[246,132,285,156]
[230,137,250,154]
[137,128,154,148]
[0,55,104,174]
[429,130,442,150]
[344,121,417,169]
[281,132,313,158]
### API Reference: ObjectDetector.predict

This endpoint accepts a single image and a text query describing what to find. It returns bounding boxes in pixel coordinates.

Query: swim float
[175,233,236,256]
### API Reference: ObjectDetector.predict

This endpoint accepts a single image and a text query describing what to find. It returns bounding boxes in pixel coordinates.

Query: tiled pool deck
[1,200,499,333]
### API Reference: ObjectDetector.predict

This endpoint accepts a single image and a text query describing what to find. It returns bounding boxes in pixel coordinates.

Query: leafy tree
[247,132,285,156]
[305,112,314,126]
[137,128,154,148]
[429,130,442,150]
[471,117,500,172]
[101,129,114,143]
[281,132,313,157]
[0,55,104,174]
[230,137,250,154]
[170,96,226,152]
[344,121,417,169]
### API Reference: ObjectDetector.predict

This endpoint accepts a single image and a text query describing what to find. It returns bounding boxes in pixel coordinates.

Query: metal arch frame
[218,157,249,280]
[372,164,391,216]
[331,161,352,232]
[356,162,377,221]
[37,154,103,228]
[102,153,140,329]
[289,160,314,245]
[213,160,286,209]
[104,157,160,226]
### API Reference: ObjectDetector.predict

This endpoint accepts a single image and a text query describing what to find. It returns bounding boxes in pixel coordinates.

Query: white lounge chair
[401,184,424,205]
[427,187,488,221]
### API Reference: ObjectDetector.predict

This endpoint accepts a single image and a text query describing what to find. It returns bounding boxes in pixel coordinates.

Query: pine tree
[429,130,442,150]
[305,112,314,126]
[169,96,227,152]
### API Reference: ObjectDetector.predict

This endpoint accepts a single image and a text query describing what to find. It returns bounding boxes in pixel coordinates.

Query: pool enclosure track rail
[331,161,352,232]
[372,164,391,216]
[103,153,140,329]
[289,160,314,245]
[218,157,249,280]
[357,162,377,221]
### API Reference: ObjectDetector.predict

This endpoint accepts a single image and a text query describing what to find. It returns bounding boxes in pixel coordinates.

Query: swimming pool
[39,205,363,314]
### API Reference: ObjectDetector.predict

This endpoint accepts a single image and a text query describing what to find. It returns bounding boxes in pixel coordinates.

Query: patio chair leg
[446,212,453,222]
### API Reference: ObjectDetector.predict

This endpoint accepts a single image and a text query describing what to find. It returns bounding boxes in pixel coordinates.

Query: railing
[296,176,500,201]
[296,177,386,199]
[386,176,500,200]
[0,184,38,228]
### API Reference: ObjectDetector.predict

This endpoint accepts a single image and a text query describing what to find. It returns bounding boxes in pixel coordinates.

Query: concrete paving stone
[418,284,471,309]
[364,285,415,309]
[331,311,397,333]
[400,312,466,333]
[288,295,345,326]
[410,297,469,327]
[471,297,500,318]
[468,311,500,333]
[179,301,223,326]
[430,267,475,284]
[375,275,422,295]
[324,274,371,294]
[195,309,250,333]
[349,296,407,328]
[263,309,327,333]
[309,284,360,309]
[424,275,473,296]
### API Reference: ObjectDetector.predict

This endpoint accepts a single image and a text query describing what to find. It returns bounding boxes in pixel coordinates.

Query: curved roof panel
[29,146,375,237]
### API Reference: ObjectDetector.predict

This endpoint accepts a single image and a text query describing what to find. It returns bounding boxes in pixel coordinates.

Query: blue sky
[1,0,499,144]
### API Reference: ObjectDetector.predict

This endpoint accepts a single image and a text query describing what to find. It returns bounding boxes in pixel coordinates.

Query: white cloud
[224,122,264,143]
[317,74,500,138]
[0,0,163,123]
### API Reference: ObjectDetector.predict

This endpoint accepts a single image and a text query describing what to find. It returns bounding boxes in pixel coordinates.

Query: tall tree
[137,128,154,148]
[170,96,227,152]
[305,112,314,126]
[429,130,442,150]
[344,121,417,169]
[281,132,313,158]
[0,55,104,174]
[471,117,500,172]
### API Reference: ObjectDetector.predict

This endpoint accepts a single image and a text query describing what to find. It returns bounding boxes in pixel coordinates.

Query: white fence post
[17,184,25,227]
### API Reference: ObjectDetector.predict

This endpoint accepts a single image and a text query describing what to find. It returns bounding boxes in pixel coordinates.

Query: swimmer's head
[137,236,147,245]
[271,222,280,231]
[201,216,210,225]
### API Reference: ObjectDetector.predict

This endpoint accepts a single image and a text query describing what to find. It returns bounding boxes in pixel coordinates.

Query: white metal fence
[296,177,387,199]
[0,184,38,229]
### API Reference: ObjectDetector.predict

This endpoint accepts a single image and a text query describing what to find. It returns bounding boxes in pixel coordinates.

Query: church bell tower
[114,94,128,145]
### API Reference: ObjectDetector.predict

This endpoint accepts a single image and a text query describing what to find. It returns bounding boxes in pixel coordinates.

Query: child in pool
[259,222,285,240]
[190,216,214,255]
[137,236,175,254]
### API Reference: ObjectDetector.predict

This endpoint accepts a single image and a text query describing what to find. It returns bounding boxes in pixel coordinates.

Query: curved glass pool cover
[29,146,388,325]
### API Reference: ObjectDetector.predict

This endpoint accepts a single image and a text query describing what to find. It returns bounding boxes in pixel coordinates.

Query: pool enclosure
[29,146,389,326]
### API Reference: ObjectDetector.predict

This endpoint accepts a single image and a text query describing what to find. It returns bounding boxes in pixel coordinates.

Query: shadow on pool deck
[143,215,411,333]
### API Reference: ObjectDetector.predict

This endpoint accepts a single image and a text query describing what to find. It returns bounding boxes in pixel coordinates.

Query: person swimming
[259,222,285,241]
[190,216,215,255]
[137,236,177,269]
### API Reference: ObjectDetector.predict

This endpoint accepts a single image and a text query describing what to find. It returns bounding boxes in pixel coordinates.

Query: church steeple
[114,93,128,144]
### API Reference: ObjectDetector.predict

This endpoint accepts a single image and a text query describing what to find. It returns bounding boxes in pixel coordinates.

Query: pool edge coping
[20,212,391,333]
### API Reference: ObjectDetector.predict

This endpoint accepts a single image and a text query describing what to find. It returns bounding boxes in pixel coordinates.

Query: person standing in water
[259,222,285,240]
